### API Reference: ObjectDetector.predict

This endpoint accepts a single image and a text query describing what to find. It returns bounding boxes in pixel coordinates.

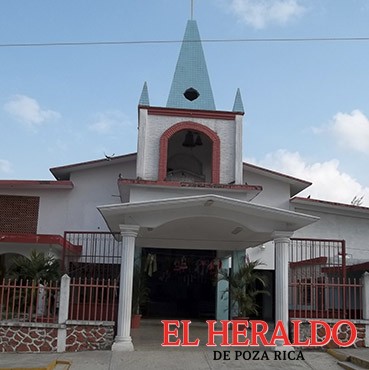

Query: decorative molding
[118,178,262,192]
[147,107,241,120]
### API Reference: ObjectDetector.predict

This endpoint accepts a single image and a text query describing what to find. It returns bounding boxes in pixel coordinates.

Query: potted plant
[131,264,149,328]
[219,256,269,319]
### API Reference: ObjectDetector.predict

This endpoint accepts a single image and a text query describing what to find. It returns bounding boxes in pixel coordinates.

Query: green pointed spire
[167,20,215,110]
[139,81,150,106]
[233,88,244,113]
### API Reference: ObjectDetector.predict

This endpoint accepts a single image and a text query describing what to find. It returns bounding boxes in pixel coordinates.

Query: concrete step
[350,355,369,369]
[327,349,350,363]
[328,348,369,370]
[338,361,366,370]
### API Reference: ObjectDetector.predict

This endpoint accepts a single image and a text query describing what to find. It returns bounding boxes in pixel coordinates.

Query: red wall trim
[0,233,82,254]
[158,121,221,183]
[147,106,240,120]
[0,180,74,189]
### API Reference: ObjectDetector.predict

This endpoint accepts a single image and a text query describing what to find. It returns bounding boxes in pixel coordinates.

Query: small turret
[233,88,245,114]
[139,81,150,106]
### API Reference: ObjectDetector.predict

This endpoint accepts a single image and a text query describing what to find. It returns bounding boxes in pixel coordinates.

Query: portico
[98,194,318,350]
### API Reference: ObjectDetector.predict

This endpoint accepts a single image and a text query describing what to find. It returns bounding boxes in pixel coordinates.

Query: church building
[1,18,369,351]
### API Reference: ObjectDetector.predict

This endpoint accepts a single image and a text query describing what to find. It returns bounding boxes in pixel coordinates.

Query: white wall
[65,160,136,231]
[0,188,70,235]
[128,186,255,203]
[292,205,369,261]
[244,203,369,270]
[247,242,275,270]
[244,170,291,210]
[0,159,137,235]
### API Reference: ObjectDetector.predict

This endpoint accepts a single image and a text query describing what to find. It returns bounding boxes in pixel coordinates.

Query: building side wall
[0,189,70,235]
[0,160,137,235]
[292,206,369,261]
[244,170,291,210]
[65,161,136,231]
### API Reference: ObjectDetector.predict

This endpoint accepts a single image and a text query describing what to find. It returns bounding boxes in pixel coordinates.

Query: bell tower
[136,19,245,185]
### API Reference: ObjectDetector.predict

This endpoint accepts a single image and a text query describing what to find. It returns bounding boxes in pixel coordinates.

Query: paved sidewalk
[0,321,351,370]
[0,349,344,370]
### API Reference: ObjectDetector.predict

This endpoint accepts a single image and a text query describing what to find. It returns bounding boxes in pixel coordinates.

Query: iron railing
[289,238,363,320]
[0,277,118,323]
[0,279,59,323]
[68,277,118,322]
[63,231,122,280]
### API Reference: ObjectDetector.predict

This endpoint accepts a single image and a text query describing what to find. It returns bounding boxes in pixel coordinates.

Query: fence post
[362,272,369,320]
[57,274,70,353]
[361,272,369,347]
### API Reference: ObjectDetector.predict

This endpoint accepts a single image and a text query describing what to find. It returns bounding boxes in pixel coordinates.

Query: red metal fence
[289,238,363,320]
[289,276,362,320]
[0,277,118,323]
[69,277,118,322]
[0,279,59,323]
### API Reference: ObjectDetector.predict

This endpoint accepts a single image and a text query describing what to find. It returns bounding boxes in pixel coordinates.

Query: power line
[1,36,369,48]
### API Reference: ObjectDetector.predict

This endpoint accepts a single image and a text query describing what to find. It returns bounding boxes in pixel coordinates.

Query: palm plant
[7,250,60,282]
[132,264,149,316]
[5,250,60,320]
[219,256,269,318]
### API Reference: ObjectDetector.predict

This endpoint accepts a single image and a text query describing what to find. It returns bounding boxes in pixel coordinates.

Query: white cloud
[88,111,132,134]
[0,159,12,174]
[228,0,306,29]
[320,110,369,154]
[247,149,369,206]
[3,95,60,127]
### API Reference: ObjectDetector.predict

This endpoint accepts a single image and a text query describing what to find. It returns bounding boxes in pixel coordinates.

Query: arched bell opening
[158,121,220,183]
[166,130,212,183]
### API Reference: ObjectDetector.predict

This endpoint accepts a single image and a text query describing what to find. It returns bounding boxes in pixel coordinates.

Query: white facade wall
[138,111,238,184]
[65,160,136,231]
[292,205,369,261]
[5,152,369,273]
[128,186,254,203]
[247,242,275,270]
[0,159,137,235]
[244,170,291,210]
[248,204,369,271]
[0,188,70,235]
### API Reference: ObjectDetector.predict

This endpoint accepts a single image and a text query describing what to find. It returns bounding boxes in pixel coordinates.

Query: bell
[182,131,195,147]
[195,134,203,146]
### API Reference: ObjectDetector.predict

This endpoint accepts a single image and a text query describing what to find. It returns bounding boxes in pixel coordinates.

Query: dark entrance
[142,248,217,319]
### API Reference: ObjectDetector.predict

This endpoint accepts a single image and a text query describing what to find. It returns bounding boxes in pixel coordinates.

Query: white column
[136,108,148,179]
[234,114,243,184]
[112,224,140,352]
[273,231,293,350]
[57,274,70,352]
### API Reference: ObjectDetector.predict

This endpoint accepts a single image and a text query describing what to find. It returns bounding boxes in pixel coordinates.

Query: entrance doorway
[141,248,217,319]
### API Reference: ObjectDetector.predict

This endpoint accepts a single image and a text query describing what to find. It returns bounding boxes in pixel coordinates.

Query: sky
[1,0,369,206]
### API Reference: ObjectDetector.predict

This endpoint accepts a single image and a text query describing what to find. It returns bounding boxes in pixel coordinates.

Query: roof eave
[291,197,369,216]
[243,162,311,196]
[98,194,319,235]
[50,152,137,180]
